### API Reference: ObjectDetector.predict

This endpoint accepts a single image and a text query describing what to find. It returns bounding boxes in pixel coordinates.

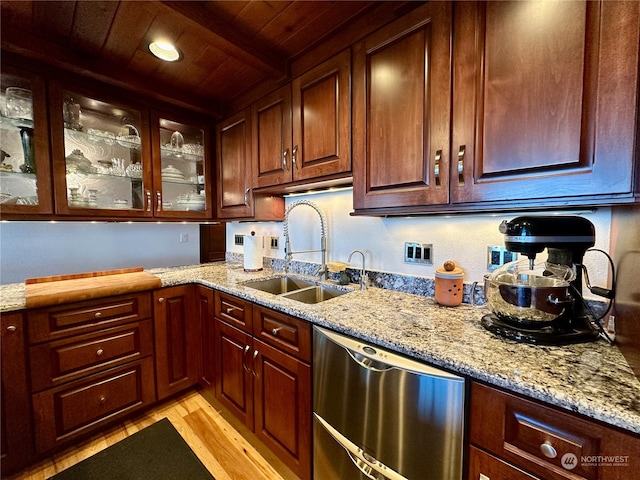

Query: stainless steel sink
[281,285,349,304]
[243,276,351,303]
[243,276,316,295]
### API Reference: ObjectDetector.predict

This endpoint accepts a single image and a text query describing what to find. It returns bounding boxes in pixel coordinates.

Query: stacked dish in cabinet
[158,119,205,211]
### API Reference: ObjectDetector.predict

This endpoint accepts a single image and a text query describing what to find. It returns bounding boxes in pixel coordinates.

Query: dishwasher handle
[346,348,394,372]
[316,326,465,381]
[346,450,381,480]
[315,414,408,480]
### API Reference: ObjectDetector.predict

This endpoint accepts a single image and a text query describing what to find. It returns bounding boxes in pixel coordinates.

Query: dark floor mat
[48,418,215,480]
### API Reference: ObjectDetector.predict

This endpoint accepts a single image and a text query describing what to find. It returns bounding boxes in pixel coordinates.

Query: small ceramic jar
[435,260,464,307]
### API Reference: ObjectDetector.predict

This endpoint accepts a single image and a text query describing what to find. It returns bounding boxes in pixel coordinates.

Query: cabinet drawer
[468,445,540,480]
[32,357,156,453]
[29,320,153,393]
[469,382,640,480]
[252,305,311,362]
[215,290,252,332]
[27,293,152,344]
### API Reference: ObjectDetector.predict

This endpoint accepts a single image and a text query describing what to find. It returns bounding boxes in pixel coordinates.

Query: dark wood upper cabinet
[150,110,213,219]
[352,1,453,210]
[291,49,351,183]
[451,0,640,206]
[252,86,293,188]
[251,50,352,190]
[354,0,640,215]
[0,63,54,217]
[48,81,155,218]
[216,108,254,219]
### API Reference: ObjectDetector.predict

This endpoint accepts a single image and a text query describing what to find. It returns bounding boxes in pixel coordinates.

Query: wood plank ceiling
[1,0,399,118]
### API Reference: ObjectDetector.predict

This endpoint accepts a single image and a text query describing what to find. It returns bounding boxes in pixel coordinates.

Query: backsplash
[226,188,614,300]
[226,252,608,318]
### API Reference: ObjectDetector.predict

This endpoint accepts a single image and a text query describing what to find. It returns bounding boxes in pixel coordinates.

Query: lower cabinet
[26,293,157,454]
[469,381,640,480]
[1,312,34,476]
[154,285,201,400]
[213,290,311,480]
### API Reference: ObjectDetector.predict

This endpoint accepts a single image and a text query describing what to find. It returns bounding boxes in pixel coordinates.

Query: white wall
[0,221,200,284]
[227,188,613,297]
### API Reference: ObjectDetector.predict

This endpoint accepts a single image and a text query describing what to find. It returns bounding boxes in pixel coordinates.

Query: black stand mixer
[481,215,615,345]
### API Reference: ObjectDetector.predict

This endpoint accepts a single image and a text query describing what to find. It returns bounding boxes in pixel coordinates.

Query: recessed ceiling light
[148,41,181,62]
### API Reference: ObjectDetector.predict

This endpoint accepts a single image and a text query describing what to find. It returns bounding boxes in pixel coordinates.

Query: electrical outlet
[234,234,244,246]
[179,233,188,243]
[270,236,279,249]
[404,242,433,264]
[487,246,517,270]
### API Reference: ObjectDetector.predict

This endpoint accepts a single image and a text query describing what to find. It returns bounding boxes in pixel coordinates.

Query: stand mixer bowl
[485,260,575,328]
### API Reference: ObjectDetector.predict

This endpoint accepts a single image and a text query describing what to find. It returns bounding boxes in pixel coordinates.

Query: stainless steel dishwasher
[313,326,465,480]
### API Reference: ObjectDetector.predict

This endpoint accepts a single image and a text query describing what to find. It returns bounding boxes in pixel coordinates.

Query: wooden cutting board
[24,267,162,308]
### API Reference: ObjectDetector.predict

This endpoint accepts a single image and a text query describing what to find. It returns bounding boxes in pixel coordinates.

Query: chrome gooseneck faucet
[348,249,367,290]
[283,200,328,280]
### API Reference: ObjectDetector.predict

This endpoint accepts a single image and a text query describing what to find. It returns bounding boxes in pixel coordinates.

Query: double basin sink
[243,275,352,304]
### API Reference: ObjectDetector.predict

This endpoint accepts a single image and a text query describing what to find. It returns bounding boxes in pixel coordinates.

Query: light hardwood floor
[7,389,299,480]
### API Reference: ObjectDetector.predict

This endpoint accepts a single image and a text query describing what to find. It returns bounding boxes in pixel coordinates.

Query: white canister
[243,232,264,271]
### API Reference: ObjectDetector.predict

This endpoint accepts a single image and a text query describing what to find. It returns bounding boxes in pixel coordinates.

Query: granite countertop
[2,261,639,435]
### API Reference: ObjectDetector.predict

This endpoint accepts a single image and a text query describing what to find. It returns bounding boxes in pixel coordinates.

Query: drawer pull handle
[252,350,259,378]
[94,312,102,318]
[271,327,282,336]
[226,306,239,315]
[457,145,465,185]
[6,325,17,332]
[96,349,104,356]
[540,441,557,459]
[242,345,251,372]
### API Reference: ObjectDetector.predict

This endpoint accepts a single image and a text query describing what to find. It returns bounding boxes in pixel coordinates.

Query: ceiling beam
[1,29,223,118]
[160,0,288,81]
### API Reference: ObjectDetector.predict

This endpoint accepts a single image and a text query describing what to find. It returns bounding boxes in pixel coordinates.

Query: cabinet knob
[6,325,17,332]
[96,349,104,356]
[94,311,102,318]
[540,441,557,459]
[145,190,152,212]
[156,191,162,211]
[271,327,282,336]
[158,297,165,303]
[99,396,107,405]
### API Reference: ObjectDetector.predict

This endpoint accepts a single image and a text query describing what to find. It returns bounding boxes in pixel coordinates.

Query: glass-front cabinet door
[0,65,53,215]
[151,111,211,218]
[49,83,153,217]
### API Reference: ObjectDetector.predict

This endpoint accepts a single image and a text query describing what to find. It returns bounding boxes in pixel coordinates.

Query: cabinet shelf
[0,115,34,129]
[64,127,142,151]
